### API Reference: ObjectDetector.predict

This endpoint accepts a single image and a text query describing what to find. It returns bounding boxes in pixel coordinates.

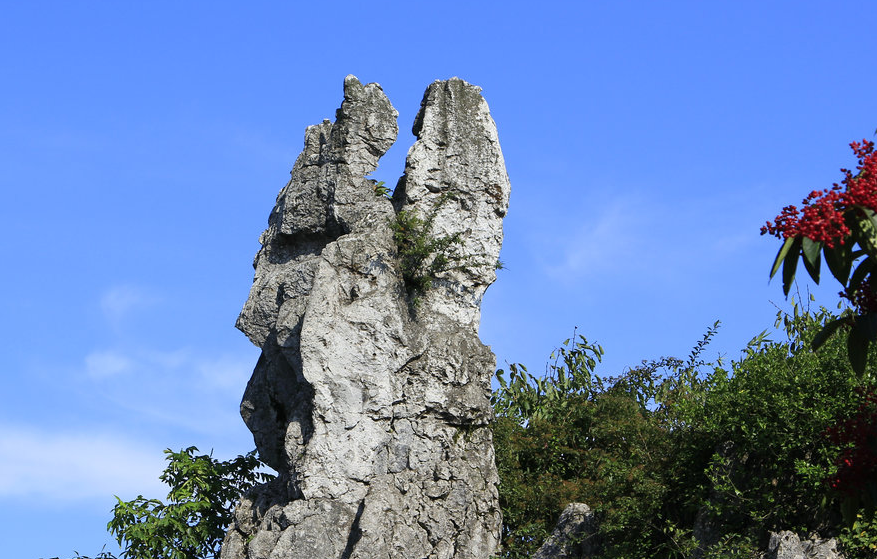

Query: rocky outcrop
[221,75,510,559]
[762,531,843,559]
[532,503,600,559]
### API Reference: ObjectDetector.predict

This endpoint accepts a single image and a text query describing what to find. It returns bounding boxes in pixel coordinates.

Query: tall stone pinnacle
[221,75,511,559]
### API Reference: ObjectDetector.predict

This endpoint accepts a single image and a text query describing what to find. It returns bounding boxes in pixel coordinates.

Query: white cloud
[79,345,258,436]
[538,185,765,287]
[542,194,655,281]
[0,424,166,502]
[557,204,637,274]
[195,354,255,392]
[84,347,253,394]
[85,350,134,379]
[99,285,159,324]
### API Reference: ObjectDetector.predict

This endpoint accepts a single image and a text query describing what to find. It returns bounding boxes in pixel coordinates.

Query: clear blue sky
[3,2,875,557]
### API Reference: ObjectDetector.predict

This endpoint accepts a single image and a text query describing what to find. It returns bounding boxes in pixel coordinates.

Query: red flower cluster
[761,140,877,248]
[843,140,877,211]
[824,387,877,496]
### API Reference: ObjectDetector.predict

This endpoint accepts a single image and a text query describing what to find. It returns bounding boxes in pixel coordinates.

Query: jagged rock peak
[394,76,511,328]
[236,75,399,349]
[221,75,509,559]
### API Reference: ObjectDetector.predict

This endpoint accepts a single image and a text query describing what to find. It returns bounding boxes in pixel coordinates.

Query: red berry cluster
[843,140,877,211]
[824,387,877,496]
[761,140,877,248]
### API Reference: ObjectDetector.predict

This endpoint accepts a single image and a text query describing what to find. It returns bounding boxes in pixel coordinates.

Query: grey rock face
[531,503,600,559]
[763,531,843,559]
[222,75,510,559]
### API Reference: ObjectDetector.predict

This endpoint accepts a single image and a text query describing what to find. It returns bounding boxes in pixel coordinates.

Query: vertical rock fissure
[340,500,366,559]
[222,75,510,559]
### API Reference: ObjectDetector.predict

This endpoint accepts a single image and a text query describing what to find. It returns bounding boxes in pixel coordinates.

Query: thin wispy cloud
[195,354,255,392]
[538,184,772,287]
[99,285,159,324]
[84,347,252,394]
[85,350,134,379]
[80,345,257,435]
[541,193,655,282]
[0,425,166,502]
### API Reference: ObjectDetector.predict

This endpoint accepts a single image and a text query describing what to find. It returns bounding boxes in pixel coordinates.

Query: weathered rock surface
[762,531,843,559]
[221,75,510,559]
[531,503,600,559]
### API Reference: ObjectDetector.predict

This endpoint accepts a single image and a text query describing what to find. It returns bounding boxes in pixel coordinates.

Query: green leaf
[801,238,822,284]
[862,312,877,341]
[770,237,795,279]
[782,237,803,296]
[848,319,870,376]
[824,240,853,285]
[496,370,508,389]
[841,494,860,526]
[852,208,877,256]
[849,257,874,293]
[811,317,848,351]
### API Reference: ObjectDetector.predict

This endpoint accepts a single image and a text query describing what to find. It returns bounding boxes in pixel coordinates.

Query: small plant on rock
[390,194,491,306]
[371,180,392,198]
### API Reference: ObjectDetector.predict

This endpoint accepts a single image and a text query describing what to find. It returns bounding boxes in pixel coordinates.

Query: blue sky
[3,2,876,557]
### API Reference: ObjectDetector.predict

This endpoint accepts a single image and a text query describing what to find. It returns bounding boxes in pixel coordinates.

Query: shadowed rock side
[221,75,510,559]
[532,503,600,559]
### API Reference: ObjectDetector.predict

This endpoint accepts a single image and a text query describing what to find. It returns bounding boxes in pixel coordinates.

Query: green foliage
[840,512,877,559]
[493,329,604,422]
[107,447,273,559]
[493,331,684,558]
[390,195,490,306]
[493,309,874,558]
[372,180,391,197]
[826,386,877,557]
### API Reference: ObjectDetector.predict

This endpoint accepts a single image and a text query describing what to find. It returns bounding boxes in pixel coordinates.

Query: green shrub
[493,331,686,558]
[681,305,864,541]
[493,307,874,558]
[108,447,273,559]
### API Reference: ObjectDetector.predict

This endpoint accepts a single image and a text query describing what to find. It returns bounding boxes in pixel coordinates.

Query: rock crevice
[222,75,510,559]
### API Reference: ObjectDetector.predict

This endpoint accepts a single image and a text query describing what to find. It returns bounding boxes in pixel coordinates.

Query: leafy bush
[108,447,273,559]
[826,387,877,557]
[680,305,863,543]
[493,330,690,558]
[493,307,874,558]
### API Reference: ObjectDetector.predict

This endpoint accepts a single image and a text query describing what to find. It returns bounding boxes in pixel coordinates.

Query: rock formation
[531,503,600,559]
[762,531,843,559]
[221,75,510,559]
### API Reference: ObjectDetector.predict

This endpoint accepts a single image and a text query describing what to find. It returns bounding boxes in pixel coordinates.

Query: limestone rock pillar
[221,75,510,559]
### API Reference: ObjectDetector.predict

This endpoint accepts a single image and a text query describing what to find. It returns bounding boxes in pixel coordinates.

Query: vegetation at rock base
[52,306,877,559]
[492,303,877,558]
